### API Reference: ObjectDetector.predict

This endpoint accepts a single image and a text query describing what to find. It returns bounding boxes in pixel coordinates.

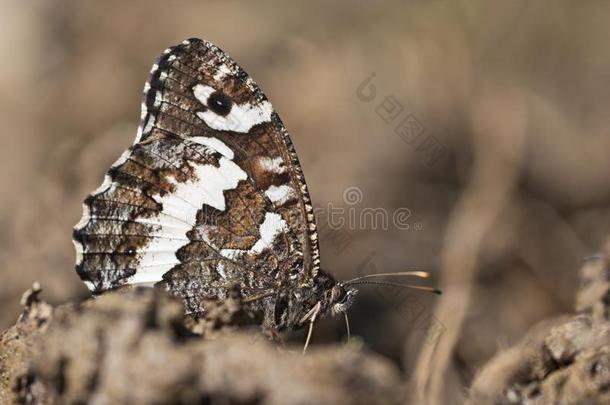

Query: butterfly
[73,38,438,352]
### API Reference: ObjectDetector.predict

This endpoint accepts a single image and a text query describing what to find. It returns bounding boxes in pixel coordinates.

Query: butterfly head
[314,269,442,319]
[302,270,358,321]
[328,283,358,316]
[299,270,441,354]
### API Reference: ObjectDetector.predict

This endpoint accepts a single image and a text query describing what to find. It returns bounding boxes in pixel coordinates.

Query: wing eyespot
[207,91,233,116]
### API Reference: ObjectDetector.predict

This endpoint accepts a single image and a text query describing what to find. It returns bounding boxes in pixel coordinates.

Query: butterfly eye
[207,91,233,116]
[339,292,350,305]
[331,285,344,302]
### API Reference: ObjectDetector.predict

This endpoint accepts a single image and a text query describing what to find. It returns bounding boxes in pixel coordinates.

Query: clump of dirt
[0,283,53,404]
[467,250,610,405]
[3,245,610,405]
[0,286,403,405]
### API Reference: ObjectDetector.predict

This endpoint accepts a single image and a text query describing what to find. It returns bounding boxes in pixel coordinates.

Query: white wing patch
[257,156,286,174]
[265,184,297,205]
[213,63,234,81]
[251,212,288,254]
[126,157,247,286]
[193,84,273,133]
[191,136,235,159]
[155,157,247,214]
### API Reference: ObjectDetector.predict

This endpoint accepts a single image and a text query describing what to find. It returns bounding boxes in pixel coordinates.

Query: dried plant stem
[410,83,528,405]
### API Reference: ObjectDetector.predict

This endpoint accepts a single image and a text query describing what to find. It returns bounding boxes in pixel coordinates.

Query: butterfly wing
[73,39,320,315]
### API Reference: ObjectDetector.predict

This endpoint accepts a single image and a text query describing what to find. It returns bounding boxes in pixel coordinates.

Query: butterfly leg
[301,301,321,355]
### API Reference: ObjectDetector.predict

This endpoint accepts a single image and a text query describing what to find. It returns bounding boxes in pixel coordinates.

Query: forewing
[73,39,320,314]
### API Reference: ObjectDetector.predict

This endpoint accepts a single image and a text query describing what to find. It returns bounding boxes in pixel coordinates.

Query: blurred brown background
[2,1,610,403]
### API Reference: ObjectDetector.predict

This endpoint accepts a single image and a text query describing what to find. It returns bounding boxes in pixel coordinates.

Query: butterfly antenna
[343,271,431,285]
[344,312,351,345]
[349,280,442,295]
